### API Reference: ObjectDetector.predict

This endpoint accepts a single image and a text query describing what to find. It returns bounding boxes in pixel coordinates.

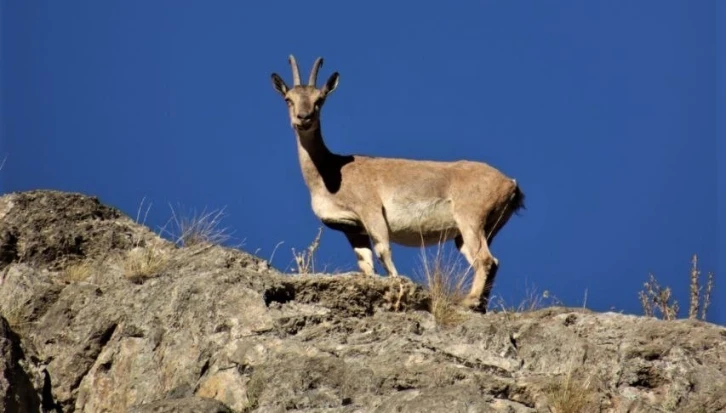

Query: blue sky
[2,1,722,324]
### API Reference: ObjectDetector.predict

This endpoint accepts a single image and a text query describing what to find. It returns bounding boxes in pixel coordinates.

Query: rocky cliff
[0,190,724,413]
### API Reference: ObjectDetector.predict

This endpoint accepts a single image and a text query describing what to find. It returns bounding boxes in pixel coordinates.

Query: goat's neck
[295,126,337,193]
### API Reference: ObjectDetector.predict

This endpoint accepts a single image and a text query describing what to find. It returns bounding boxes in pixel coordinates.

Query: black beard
[295,123,315,132]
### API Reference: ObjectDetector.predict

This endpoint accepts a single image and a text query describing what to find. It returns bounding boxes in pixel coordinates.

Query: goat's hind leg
[344,232,376,276]
[455,225,498,313]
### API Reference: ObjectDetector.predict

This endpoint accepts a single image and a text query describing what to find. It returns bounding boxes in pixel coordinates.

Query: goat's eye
[285,98,292,105]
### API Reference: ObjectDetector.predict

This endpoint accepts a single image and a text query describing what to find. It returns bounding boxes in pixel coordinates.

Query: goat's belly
[384,199,459,246]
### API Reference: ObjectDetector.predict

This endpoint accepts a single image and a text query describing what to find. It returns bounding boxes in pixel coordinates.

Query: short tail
[485,179,525,241]
[510,181,526,216]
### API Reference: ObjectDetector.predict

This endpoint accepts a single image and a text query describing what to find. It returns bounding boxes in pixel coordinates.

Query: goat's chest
[310,195,357,223]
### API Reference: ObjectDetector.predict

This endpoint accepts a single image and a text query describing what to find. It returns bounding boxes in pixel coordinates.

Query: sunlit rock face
[0,190,724,413]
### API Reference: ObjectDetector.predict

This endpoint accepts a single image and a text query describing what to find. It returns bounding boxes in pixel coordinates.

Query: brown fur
[271,55,525,312]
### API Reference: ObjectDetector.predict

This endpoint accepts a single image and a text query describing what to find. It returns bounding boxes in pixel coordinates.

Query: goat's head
[271,55,339,132]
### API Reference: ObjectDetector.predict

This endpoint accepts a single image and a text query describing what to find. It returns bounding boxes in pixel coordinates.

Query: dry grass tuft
[292,226,322,275]
[119,198,170,283]
[492,281,563,313]
[417,240,471,327]
[60,260,95,283]
[134,197,154,233]
[163,204,234,248]
[639,253,715,321]
[121,246,169,284]
[544,368,597,413]
[1,302,29,333]
[639,273,679,320]
[688,253,714,321]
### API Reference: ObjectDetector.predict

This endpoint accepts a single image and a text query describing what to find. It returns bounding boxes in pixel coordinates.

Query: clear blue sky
[2,1,722,324]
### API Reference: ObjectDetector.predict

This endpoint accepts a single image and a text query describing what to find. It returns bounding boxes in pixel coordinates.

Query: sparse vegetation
[544,367,596,413]
[639,273,679,321]
[417,241,470,327]
[117,198,170,282]
[60,260,95,283]
[413,237,568,324]
[117,198,241,283]
[639,253,715,321]
[264,241,285,269]
[121,246,169,284]
[688,254,714,320]
[134,196,154,241]
[1,300,29,333]
[163,204,234,248]
[491,281,564,314]
[292,226,322,275]
[1,189,725,412]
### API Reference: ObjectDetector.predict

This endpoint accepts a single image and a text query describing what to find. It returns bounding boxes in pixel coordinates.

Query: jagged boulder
[0,315,44,413]
[0,190,724,413]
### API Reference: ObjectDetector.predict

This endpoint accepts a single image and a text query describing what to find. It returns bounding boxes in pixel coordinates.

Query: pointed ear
[320,72,339,97]
[271,73,288,97]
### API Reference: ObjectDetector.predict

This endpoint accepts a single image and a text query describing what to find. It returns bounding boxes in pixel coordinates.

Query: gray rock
[0,316,42,413]
[0,190,724,413]
[127,396,234,413]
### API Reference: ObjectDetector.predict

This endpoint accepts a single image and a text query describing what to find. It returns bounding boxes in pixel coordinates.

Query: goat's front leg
[361,214,398,277]
[344,232,376,276]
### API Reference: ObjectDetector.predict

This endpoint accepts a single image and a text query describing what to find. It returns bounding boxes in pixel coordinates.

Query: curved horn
[288,54,301,85]
[308,57,324,86]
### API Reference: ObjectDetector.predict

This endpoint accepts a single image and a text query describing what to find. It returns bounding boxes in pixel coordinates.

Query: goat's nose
[297,112,313,120]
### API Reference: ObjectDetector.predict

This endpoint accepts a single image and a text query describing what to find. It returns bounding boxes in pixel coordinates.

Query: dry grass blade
[292,227,322,274]
[688,253,716,321]
[689,254,700,319]
[638,287,653,318]
[131,196,154,248]
[268,241,285,267]
[492,281,562,314]
[164,204,234,248]
[545,367,596,413]
[701,271,713,321]
[416,239,471,327]
[641,254,715,321]
[639,273,679,320]
[61,260,95,283]
[122,247,169,284]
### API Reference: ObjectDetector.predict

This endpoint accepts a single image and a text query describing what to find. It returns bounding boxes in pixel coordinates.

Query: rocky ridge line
[0,190,724,413]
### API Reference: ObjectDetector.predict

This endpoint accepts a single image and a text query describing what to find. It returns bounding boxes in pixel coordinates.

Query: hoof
[460,296,479,309]
[460,297,488,314]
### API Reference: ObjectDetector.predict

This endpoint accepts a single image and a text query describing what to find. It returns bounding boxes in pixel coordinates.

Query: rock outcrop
[0,190,724,413]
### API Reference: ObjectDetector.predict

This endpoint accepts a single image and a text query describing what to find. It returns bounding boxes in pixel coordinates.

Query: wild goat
[270,55,525,312]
